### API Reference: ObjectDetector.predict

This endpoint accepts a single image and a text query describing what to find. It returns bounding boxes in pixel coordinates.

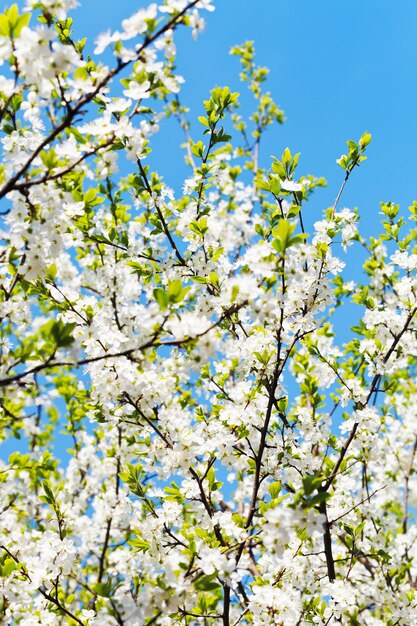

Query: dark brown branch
[241,330,311,538]
[222,583,231,626]
[124,395,173,449]
[319,500,336,582]
[10,137,115,192]
[329,485,386,527]
[97,518,112,584]
[137,158,186,265]
[38,588,86,625]
[0,300,247,388]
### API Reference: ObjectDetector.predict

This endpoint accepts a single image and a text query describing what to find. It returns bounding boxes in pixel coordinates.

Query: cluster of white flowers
[0,2,417,625]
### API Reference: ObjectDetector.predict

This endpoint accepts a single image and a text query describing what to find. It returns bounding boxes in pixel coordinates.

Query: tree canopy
[1,2,417,625]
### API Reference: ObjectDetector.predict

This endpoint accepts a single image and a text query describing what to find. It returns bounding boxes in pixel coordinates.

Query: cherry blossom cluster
[1,1,417,625]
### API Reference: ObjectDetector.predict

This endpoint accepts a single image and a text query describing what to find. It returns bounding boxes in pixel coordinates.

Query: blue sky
[72,0,417,238]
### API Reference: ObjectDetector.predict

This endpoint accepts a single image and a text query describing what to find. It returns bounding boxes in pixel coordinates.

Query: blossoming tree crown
[1,1,417,625]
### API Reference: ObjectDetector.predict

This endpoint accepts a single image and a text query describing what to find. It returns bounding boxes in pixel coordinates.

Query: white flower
[94,30,116,55]
[121,4,158,39]
[123,80,151,100]
[281,179,303,192]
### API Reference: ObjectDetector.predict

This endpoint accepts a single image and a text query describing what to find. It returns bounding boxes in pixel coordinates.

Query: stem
[403,437,417,533]
[319,500,336,582]
[137,158,186,265]
[331,168,350,216]
[223,584,231,626]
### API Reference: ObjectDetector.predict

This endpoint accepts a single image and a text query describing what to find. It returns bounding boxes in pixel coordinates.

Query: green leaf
[190,275,208,284]
[189,217,208,237]
[359,132,372,149]
[269,176,280,195]
[302,473,322,496]
[153,287,168,309]
[2,557,17,577]
[269,481,282,499]
[51,320,76,347]
[41,480,55,504]
[167,279,190,304]
[308,492,330,506]
[45,263,57,282]
[346,140,358,152]
[212,128,232,145]
[207,466,216,490]
[194,574,221,592]
[271,159,286,179]
[164,482,184,503]
[282,147,292,167]
[0,5,31,38]
[254,178,270,191]
[88,234,113,246]
[271,219,296,254]
[126,261,152,277]
[191,141,205,158]
[167,280,182,298]
[94,582,113,598]
[336,154,348,169]
[0,14,8,36]
[83,188,104,209]
[129,537,151,553]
